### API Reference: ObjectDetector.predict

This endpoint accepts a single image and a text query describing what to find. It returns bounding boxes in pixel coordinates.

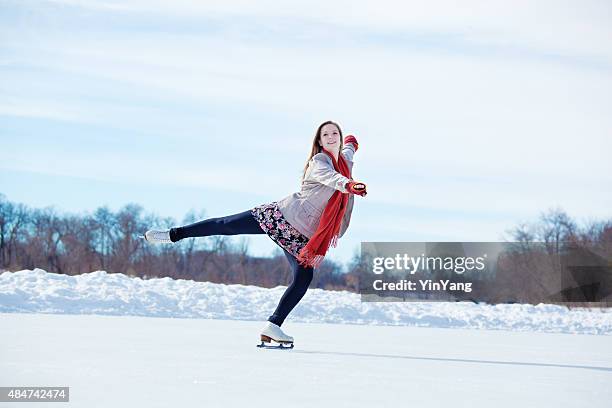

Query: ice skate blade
[257,341,294,350]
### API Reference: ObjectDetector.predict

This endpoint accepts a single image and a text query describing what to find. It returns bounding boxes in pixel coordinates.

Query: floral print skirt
[251,201,310,259]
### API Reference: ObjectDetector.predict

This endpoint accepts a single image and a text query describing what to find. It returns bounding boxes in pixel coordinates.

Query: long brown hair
[302,120,344,181]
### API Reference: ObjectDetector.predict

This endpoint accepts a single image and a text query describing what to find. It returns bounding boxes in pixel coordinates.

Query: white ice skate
[143,229,173,244]
[257,321,294,349]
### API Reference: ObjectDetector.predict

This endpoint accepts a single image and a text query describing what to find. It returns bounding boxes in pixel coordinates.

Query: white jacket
[276,143,357,239]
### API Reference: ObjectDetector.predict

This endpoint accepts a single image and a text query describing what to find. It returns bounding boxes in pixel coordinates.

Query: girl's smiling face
[318,123,341,154]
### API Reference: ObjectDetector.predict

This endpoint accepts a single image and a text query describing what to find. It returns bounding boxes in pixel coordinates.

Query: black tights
[170,209,314,327]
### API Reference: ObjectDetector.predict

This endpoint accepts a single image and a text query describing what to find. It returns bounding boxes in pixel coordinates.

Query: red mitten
[344,135,359,151]
[346,180,367,196]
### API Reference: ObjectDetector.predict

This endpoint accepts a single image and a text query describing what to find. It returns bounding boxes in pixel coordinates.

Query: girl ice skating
[143,120,367,348]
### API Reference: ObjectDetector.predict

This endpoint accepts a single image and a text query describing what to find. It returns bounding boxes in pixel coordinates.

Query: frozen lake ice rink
[2,312,611,408]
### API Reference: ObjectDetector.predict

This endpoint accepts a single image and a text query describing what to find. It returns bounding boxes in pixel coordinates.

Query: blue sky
[1,0,611,267]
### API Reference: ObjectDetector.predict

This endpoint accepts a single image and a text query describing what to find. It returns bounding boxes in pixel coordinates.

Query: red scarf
[296,148,351,268]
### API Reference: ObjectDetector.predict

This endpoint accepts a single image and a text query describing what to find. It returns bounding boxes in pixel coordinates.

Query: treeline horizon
[0,193,610,298]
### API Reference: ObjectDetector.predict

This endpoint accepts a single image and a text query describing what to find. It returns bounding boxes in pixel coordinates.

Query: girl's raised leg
[170,209,265,242]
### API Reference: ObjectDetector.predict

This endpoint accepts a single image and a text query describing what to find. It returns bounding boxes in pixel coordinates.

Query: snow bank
[1,268,610,335]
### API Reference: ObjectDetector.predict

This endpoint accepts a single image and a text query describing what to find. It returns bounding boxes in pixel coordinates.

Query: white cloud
[39,0,612,60]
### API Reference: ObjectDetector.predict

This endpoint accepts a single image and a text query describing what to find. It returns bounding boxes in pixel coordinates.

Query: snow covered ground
[1,269,611,335]
[1,269,611,407]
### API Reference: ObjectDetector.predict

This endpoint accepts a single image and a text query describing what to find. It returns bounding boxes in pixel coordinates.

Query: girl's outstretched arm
[307,154,351,193]
[341,135,359,162]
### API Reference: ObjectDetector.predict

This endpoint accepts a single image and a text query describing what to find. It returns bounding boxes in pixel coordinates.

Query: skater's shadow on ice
[292,350,612,373]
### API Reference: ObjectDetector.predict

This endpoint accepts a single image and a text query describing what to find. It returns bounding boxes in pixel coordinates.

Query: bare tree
[91,206,116,271]
[537,207,577,255]
[0,196,29,270]
[111,204,147,275]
